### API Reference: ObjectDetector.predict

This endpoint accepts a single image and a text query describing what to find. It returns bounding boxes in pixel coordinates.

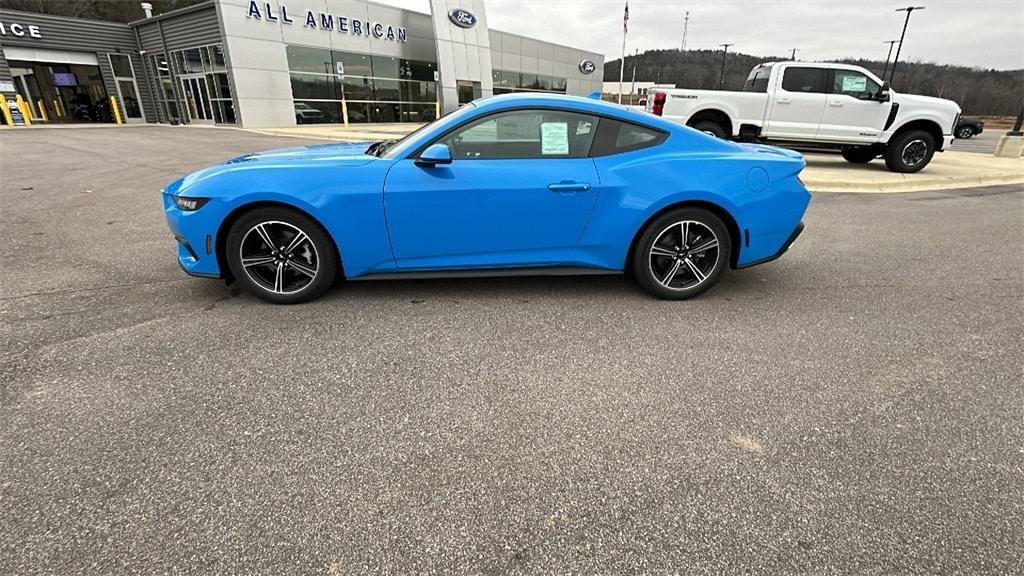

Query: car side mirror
[878,82,891,102]
[415,143,452,166]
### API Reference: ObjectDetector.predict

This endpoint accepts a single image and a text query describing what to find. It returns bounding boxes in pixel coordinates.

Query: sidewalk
[248,123,1022,193]
[800,151,1023,193]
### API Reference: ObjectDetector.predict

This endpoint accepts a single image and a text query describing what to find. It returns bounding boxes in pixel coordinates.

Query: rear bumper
[736,221,804,269]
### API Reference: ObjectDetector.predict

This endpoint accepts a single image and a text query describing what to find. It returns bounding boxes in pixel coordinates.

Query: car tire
[225,206,339,304]
[956,126,974,139]
[631,207,731,300]
[884,129,935,173]
[841,147,877,164]
[691,120,728,139]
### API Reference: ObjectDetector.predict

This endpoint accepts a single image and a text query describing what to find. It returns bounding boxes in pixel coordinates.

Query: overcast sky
[378,0,1024,70]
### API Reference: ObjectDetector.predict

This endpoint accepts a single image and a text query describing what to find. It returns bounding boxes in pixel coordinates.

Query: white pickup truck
[646,61,961,173]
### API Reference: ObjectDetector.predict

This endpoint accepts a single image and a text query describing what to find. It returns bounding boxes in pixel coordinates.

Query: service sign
[0,20,43,38]
[578,59,596,74]
[448,8,477,29]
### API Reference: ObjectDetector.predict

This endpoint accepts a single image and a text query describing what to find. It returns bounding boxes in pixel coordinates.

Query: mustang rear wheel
[225,207,338,304]
[631,208,731,300]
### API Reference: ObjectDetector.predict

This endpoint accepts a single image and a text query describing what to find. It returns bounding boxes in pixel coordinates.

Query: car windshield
[376,104,478,159]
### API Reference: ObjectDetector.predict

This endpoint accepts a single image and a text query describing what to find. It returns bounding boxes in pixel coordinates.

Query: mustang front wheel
[631,208,731,300]
[225,207,338,304]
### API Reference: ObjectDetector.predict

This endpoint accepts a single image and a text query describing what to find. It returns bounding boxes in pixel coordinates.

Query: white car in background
[646,61,961,173]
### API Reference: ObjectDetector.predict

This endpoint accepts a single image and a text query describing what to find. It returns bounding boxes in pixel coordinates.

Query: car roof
[470,92,680,131]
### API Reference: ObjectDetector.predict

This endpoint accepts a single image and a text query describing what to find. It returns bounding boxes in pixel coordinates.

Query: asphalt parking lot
[949,130,1003,155]
[2,126,1022,575]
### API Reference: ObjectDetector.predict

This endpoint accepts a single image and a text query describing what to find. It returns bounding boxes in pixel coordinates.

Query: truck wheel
[884,130,935,173]
[956,126,974,139]
[841,147,877,164]
[691,120,728,139]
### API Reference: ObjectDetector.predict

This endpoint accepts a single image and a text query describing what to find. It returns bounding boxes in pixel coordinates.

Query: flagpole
[629,48,638,105]
[618,1,628,104]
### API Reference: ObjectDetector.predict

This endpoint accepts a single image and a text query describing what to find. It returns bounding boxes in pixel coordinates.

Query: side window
[781,67,828,93]
[832,70,880,100]
[590,119,668,157]
[439,109,597,159]
[743,67,771,93]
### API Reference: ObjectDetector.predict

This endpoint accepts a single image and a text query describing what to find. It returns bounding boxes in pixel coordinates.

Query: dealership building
[0,0,604,128]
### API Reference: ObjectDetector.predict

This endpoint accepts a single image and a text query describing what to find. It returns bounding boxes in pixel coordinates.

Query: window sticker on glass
[842,75,867,93]
[541,122,569,155]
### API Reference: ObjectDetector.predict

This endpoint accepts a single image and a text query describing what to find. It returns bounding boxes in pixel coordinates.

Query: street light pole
[889,6,925,84]
[790,48,799,61]
[881,40,898,80]
[718,43,733,89]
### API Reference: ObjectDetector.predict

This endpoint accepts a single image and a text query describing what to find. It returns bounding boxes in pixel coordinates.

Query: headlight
[173,196,209,211]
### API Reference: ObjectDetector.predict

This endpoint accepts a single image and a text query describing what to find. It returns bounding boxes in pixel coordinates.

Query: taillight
[652,92,666,116]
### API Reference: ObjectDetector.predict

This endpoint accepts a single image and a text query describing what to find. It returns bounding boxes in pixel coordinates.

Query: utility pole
[681,11,690,51]
[629,48,639,104]
[790,48,799,61]
[718,43,733,89]
[890,6,925,84]
[881,40,899,80]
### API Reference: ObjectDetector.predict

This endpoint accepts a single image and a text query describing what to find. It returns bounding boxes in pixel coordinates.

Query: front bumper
[163,192,224,278]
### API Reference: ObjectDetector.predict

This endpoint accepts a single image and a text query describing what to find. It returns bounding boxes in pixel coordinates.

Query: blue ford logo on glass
[578,59,596,74]
[448,8,476,28]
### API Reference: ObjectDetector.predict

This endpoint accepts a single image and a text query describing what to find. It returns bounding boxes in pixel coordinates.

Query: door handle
[547,181,591,193]
[828,100,844,107]
[776,97,791,104]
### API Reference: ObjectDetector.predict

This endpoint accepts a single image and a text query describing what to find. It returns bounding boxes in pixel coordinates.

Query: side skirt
[351,266,621,281]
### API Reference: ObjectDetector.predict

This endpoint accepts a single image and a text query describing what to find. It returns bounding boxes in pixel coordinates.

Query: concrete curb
[804,173,1024,193]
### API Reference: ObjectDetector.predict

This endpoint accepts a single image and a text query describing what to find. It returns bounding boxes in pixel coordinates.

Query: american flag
[623,1,629,33]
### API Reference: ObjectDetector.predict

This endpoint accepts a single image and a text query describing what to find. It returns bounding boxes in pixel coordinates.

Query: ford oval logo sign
[578,59,596,74]
[448,8,477,28]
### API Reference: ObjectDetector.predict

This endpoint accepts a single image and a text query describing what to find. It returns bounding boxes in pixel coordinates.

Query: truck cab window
[742,67,771,93]
[781,67,828,93]
[832,70,881,100]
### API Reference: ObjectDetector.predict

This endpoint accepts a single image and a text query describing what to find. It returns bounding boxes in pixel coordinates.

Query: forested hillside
[605,49,1023,116]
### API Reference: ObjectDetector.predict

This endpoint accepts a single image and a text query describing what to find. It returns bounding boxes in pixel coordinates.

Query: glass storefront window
[341,76,373,101]
[150,44,234,125]
[287,45,333,74]
[294,100,342,124]
[285,44,440,124]
[371,55,400,80]
[491,70,567,94]
[372,78,401,102]
[290,73,339,101]
[334,51,372,76]
[183,48,203,74]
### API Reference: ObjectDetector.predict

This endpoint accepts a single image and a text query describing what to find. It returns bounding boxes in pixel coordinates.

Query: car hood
[168,141,378,196]
[224,141,377,166]
[893,92,961,113]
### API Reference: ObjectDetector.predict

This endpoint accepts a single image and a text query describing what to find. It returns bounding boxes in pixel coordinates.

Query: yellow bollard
[341,99,349,127]
[53,99,63,118]
[1,99,14,126]
[435,100,440,120]
[109,95,123,124]
[15,94,32,126]
[36,100,48,122]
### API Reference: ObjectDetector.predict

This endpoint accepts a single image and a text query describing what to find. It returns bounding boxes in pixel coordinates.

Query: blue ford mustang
[163,93,809,304]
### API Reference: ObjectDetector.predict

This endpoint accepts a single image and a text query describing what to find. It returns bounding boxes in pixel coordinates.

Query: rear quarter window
[590,119,667,156]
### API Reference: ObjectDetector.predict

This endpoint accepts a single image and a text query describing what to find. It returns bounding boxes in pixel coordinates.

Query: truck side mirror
[878,81,891,102]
